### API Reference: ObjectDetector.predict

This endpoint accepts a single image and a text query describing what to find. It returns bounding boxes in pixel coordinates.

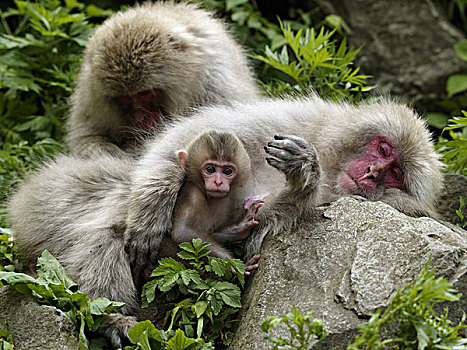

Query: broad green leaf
[447,74,467,97]
[166,329,197,350]
[455,40,467,61]
[36,250,77,290]
[194,301,208,318]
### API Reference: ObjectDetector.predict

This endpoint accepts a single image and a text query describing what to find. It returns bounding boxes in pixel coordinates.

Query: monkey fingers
[244,254,261,276]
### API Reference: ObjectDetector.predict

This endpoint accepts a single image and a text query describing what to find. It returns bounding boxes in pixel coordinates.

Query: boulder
[312,0,467,112]
[229,197,467,349]
[0,286,79,350]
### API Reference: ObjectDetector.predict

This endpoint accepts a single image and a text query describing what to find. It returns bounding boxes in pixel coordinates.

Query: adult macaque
[123,95,444,268]
[67,1,258,158]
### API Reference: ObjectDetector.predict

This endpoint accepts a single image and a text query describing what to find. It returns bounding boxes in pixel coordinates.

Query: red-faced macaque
[67,1,259,158]
[123,95,444,269]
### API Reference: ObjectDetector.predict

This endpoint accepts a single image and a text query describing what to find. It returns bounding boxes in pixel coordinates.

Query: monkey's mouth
[206,190,229,199]
[338,171,359,195]
[131,108,162,130]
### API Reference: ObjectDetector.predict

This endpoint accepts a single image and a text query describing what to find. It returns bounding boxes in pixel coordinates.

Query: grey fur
[124,95,444,265]
[66,1,259,158]
[8,95,443,346]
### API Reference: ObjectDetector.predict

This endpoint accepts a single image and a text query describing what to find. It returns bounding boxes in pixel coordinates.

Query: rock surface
[228,197,467,349]
[439,174,467,225]
[312,0,467,112]
[0,286,79,350]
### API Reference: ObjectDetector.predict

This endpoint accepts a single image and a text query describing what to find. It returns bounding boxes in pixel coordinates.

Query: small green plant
[254,20,372,100]
[456,196,467,228]
[0,228,14,275]
[141,238,246,346]
[348,260,467,349]
[261,305,327,349]
[0,250,124,350]
[0,0,111,223]
[0,323,14,350]
[436,111,467,176]
[124,320,213,350]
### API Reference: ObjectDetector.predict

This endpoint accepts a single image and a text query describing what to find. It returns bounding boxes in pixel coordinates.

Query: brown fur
[66,1,258,158]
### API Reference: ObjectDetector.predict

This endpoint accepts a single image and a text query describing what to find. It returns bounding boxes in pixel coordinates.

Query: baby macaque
[161,130,263,270]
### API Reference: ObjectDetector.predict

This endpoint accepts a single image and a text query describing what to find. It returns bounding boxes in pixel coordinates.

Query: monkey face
[118,89,162,130]
[201,161,237,198]
[338,136,404,198]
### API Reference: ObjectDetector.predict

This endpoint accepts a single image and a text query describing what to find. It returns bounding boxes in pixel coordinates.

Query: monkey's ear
[176,150,189,172]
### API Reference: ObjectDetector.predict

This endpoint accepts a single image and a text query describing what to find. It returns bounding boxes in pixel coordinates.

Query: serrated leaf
[141,279,158,308]
[209,258,227,277]
[214,282,242,308]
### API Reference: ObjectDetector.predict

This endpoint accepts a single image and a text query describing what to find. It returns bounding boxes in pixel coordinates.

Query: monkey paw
[264,134,320,192]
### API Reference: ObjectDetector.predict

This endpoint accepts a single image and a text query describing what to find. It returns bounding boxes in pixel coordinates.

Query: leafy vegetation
[348,260,467,350]
[0,228,14,275]
[255,20,371,100]
[0,250,124,349]
[142,238,246,347]
[124,320,213,350]
[261,305,327,349]
[436,112,467,176]
[0,0,111,220]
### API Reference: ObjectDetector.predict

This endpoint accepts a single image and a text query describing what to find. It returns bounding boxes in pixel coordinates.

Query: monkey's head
[84,3,206,130]
[177,130,252,199]
[332,100,443,216]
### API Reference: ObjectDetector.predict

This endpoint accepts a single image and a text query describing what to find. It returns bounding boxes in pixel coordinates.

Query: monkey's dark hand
[264,134,320,194]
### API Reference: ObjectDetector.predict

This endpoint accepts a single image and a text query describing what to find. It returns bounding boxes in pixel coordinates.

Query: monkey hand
[244,254,260,276]
[264,134,320,195]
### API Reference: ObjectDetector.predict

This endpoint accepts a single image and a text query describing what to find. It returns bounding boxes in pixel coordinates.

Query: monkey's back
[8,155,132,263]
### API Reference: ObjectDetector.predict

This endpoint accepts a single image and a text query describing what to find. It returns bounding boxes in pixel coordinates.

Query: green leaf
[194,301,208,318]
[455,40,467,61]
[36,250,77,290]
[166,329,197,350]
[127,320,162,350]
[425,112,450,129]
[447,74,467,97]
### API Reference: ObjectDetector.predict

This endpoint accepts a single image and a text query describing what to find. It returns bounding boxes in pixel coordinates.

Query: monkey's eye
[223,167,233,176]
[390,168,399,179]
[137,90,152,96]
[379,145,386,157]
[205,166,216,174]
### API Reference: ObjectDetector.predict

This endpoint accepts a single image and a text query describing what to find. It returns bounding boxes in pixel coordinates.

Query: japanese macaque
[137,131,264,284]
[8,95,444,347]
[123,95,444,269]
[66,1,258,158]
[170,130,264,261]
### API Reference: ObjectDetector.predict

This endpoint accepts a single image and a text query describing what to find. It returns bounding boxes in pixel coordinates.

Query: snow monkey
[171,130,264,261]
[123,95,444,269]
[66,1,259,158]
[140,130,264,284]
[8,96,443,346]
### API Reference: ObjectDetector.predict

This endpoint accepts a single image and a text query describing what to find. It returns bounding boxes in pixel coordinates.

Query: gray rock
[229,197,467,349]
[439,173,467,225]
[312,0,467,112]
[0,286,79,350]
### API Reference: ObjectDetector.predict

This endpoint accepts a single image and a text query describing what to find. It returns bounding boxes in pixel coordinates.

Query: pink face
[201,161,237,198]
[338,136,404,198]
[118,89,161,130]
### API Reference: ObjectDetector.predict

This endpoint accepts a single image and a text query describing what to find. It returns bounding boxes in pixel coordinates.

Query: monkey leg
[61,227,138,347]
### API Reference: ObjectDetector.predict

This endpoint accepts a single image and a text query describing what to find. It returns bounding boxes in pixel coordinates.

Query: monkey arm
[244,134,321,260]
